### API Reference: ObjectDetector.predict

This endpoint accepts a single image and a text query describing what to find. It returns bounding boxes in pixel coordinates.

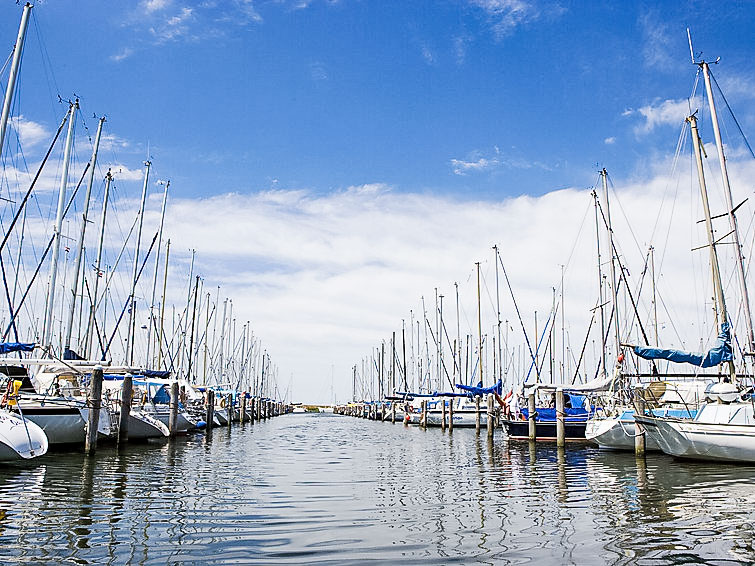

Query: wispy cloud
[469,0,563,38]
[10,116,50,149]
[451,146,552,175]
[604,136,616,145]
[309,61,328,81]
[639,9,675,71]
[451,156,499,175]
[110,47,134,62]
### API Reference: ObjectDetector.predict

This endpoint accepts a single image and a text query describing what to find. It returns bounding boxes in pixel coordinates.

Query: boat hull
[0,409,48,460]
[502,418,588,441]
[636,414,755,462]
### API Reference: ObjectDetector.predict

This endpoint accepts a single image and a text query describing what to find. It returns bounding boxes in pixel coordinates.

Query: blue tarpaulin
[634,322,733,368]
[0,342,34,354]
[455,379,503,397]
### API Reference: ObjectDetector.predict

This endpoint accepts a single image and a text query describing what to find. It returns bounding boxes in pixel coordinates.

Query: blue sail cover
[634,322,733,368]
[0,342,34,354]
[455,379,503,397]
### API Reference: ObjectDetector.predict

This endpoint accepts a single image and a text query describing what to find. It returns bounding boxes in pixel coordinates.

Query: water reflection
[0,415,754,564]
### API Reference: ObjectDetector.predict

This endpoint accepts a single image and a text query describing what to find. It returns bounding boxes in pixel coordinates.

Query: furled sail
[0,342,34,354]
[455,379,503,397]
[633,322,733,368]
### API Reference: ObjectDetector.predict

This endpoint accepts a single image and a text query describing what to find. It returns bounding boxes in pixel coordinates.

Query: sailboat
[632,54,755,462]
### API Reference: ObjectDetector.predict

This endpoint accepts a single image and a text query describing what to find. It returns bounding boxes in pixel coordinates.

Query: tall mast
[0,3,32,155]
[650,246,659,344]
[439,294,444,390]
[455,283,461,385]
[85,170,112,358]
[186,275,199,382]
[592,190,607,376]
[402,320,407,392]
[125,160,151,364]
[476,261,483,385]
[156,238,170,369]
[700,61,755,356]
[601,168,621,359]
[64,116,105,354]
[493,246,503,385]
[688,114,735,379]
[42,100,77,350]
[218,297,228,384]
[146,180,169,365]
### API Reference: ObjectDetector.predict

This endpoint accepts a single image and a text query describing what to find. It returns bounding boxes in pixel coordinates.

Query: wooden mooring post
[556,389,565,447]
[205,390,215,433]
[475,396,481,433]
[528,393,536,441]
[486,394,494,438]
[391,403,396,423]
[169,381,180,437]
[633,393,646,456]
[85,366,104,455]
[227,394,234,427]
[118,373,133,443]
[421,400,428,428]
[448,399,454,432]
[240,394,247,423]
[441,399,447,430]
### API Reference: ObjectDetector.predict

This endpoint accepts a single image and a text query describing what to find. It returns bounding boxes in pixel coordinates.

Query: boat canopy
[633,322,733,368]
[0,342,34,354]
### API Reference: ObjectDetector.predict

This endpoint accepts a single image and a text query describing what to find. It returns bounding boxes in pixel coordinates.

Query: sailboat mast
[700,62,755,356]
[0,3,32,155]
[688,114,735,379]
[42,100,77,350]
[476,262,483,385]
[601,168,621,359]
[125,160,151,364]
[156,238,170,369]
[146,180,169,365]
[64,116,105,354]
[593,190,607,376]
[493,246,503,385]
[85,170,112,358]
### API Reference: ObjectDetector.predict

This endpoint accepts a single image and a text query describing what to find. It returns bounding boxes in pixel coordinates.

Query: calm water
[1,413,754,565]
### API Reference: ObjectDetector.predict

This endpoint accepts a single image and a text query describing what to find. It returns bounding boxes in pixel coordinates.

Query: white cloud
[131,150,755,403]
[604,136,616,145]
[142,0,172,14]
[108,163,146,182]
[10,116,50,149]
[625,97,700,135]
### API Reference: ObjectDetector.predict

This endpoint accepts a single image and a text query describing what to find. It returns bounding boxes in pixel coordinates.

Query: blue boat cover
[455,379,503,397]
[0,342,34,354]
[143,369,171,378]
[634,322,733,368]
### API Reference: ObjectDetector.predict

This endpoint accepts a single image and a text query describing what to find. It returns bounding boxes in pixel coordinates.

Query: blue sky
[4,1,753,199]
[2,1,755,402]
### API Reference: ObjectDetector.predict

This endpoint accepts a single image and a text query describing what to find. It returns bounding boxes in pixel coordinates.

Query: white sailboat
[632,52,755,462]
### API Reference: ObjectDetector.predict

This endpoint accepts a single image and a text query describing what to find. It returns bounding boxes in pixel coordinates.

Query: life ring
[220,396,226,408]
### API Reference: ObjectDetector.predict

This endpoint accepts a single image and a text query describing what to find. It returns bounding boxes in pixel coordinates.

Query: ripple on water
[0,415,755,564]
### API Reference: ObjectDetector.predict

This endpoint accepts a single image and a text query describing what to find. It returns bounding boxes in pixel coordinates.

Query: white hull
[586,414,660,451]
[0,409,48,460]
[121,409,170,440]
[142,405,198,432]
[18,396,112,445]
[638,403,755,462]
[215,408,229,425]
